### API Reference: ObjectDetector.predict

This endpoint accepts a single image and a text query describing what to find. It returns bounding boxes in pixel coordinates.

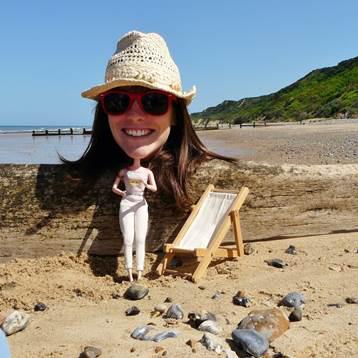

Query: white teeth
[124,129,152,137]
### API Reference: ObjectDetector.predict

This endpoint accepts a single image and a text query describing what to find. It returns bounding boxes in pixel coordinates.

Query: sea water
[0,126,91,164]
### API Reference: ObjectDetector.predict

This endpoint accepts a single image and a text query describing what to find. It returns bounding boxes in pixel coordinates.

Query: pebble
[154,346,164,353]
[81,346,102,358]
[125,306,140,316]
[289,308,303,322]
[233,296,251,307]
[188,310,216,328]
[124,284,149,300]
[198,285,206,290]
[233,290,251,307]
[265,258,287,268]
[131,325,152,340]
[285,245,297,255]
[224,348,239,358]
[154,304,167,314]
[211,291,221,300]
[329,265,343,272]
[199,332,224,353]
[165,304,184,320]
[198,320,222,335]
[111,293,121,299]
[279,292,305,308]
[244,243,255,255]
[152,331,178,342]
[164,297,173,303]
[232,329,269,358]
[34,303,47,312]
[346,297,358,304]
[327,303,344,308]
[1,311,30,336]
[238,308,289,342]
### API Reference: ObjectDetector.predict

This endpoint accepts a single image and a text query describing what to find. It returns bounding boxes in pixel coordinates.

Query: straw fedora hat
[82,31,196,104]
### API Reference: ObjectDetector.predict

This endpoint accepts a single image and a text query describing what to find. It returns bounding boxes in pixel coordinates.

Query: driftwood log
[1,159,358,262]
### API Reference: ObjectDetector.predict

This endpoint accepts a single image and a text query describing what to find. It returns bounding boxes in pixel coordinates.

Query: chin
[123,146,160,160]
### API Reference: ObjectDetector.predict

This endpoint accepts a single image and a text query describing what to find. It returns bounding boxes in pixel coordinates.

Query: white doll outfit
[119,169,149,271]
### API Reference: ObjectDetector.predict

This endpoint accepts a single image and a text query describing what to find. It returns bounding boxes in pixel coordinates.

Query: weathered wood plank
[1,160,358,262]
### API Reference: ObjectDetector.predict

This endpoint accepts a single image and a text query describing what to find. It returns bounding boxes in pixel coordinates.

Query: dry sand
[1,120,358,357]
[198,119,358,165]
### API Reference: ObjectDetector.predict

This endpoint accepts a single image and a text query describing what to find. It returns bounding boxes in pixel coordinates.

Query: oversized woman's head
[65,31,233,208]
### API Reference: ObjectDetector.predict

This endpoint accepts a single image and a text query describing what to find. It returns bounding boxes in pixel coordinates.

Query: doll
[112,158,157,281]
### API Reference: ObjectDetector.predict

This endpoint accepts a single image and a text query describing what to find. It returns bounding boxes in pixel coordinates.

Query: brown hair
[62,98,235,209]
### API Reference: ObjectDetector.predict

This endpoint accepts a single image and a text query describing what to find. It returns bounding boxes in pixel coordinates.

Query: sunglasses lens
[142,92,169,115]
[103,93,130,114]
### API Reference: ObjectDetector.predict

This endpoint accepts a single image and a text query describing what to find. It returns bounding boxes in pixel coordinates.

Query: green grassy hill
[192,56,358,123]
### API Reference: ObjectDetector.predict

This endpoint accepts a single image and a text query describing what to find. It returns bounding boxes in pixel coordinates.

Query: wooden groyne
[1,160,358,261]
[32,128,92,136]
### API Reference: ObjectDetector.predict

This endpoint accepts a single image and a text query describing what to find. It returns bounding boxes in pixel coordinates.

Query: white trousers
[119,195,148,271]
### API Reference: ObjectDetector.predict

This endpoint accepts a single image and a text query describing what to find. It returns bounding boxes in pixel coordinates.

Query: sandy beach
[1,119,358,357]
[198,119,358,165]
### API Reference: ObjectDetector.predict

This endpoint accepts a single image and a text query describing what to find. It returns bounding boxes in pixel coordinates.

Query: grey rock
[34,302,47,312]
[165,304,184,320]
[232,329,269,358]
[124,284,149,300]
[152,330,178,342]
[279,292,305,308]
[199,332,223,353]
[154,304,167,314]
[233,296,251,307]
[188,310,216,328]
[244,243,255,255]
[346,297,358,304]
[289,307,302,322]
[224,348,239,358]
[327,303,344,308]
[211,291,221,300]
[125,306,140,316]
[81,346,102,358]
[1,311,30,336]
[285,245,297,255]
[265,258,287,268]
[198,320,222,335]
[131,325,152,340]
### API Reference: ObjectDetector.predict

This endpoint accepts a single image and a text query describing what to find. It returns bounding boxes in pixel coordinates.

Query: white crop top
[122,169,149,196]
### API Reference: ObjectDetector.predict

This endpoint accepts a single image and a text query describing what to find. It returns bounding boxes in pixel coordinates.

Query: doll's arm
[112,171,126,197]
[143,170,157,192]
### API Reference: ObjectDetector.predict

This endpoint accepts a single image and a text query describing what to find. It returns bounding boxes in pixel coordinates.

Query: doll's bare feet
[137,270,143,281]
[128,269,134,282]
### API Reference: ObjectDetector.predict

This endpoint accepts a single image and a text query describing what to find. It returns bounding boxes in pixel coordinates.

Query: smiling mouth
[123,129,155,137]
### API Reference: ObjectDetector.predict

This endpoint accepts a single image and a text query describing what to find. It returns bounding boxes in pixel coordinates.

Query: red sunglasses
[99,90,175,116]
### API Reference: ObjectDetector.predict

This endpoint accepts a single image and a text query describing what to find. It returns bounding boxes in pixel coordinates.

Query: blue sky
[0,0,357,126]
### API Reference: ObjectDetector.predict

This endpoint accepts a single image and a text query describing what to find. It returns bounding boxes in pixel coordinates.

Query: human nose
[126,98,145,120]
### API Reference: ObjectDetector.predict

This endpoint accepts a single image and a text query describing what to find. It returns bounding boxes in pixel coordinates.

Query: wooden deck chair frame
[156,184,249,282]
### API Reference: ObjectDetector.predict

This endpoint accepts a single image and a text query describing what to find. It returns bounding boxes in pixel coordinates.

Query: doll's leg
[134,200,149,278]
[119,203,135,281]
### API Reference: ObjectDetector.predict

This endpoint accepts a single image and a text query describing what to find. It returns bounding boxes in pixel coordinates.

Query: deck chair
[156,184,249,282]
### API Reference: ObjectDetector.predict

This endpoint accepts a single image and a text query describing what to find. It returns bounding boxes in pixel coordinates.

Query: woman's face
[107,87,174,160]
